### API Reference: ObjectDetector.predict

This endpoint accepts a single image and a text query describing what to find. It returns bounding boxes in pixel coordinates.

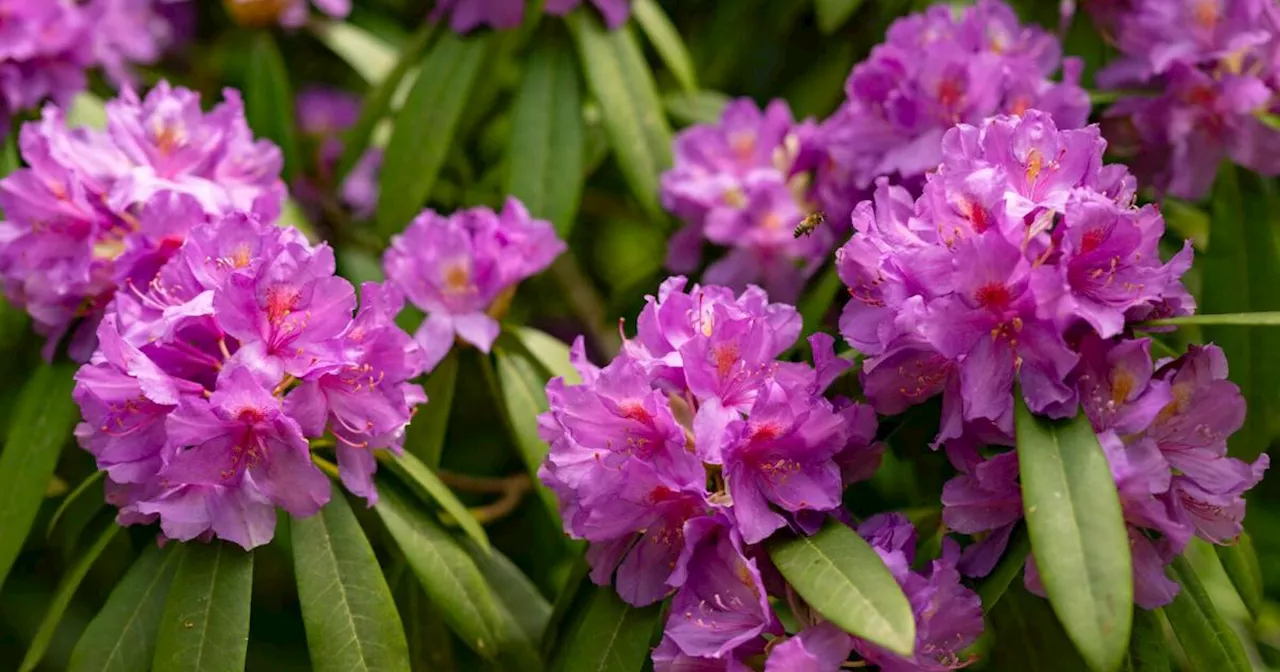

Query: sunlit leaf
[69,544,180,672]
[547,582,661,672]
[1016,398,1132,672]
[245,32,300,180]
[632,0,698,93]
[0,361,80,591]
[767,519,916,656]
[311,20,399,85]
[379,450,490,553]
[152,542,254,672]
[1162,554,1251,672]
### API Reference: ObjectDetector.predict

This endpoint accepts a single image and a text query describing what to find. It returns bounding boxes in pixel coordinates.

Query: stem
[312,454,341,481]
[437,470,528,495]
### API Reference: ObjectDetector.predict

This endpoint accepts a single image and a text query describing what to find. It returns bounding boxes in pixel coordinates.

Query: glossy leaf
[977,524,1031,611]
[69,544,180,672]
[988,581,1089,671]
[1016,398,1132,672]
[245,33,299,180]
[377,32,490,237]
[0,361,80,591]
[1215,532,1263,620]
[292,487,411,672]
[404,350,458,468]
[379,450,490,553]
[547,582,661,672]
[1201,165,1280,459]
[815,0,866,33]
[1162,554,1251,672]
[152,542,255,672]
[493,345,559,518]
[506,36,585,237]
[20,516,121,672]
[374,485,505,661]
[1125,607,1170,672]
[632,0,698,93]
[567,13,673,222]
[767,519,916,656]
[663,90,729,126]
[335,21,438,183]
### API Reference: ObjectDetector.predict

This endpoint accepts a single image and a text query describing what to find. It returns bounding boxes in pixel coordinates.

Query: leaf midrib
[99,550,179,671]
[313,508,373,672]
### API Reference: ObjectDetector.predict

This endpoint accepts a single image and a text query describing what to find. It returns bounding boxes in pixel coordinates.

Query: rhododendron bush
[0,1,1277,671]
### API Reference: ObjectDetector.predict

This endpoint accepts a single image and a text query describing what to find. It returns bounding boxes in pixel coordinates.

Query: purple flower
[72,211,426,548]
[817,0,1089,219]
[545,0,631,29]
[84,0,180,85]
[384,197,566,372]
[0,0,93,132]
[764,622,854,672]
[429,0,524,32]
[294,87,382,219]
[854,515,985,672]
[280,0,350,27]
[661,99,833,300]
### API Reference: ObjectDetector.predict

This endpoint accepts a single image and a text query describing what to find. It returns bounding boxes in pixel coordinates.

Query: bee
[793,212,825,238]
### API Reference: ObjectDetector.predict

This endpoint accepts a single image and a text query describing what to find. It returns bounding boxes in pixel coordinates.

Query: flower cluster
[1089,0,1280,199]
[944,339,1268,608]
[295,87,382,220]
[73,209,426,550]
[838,110,1193,447]
[661,99,834,302]
[818,0,1089,222]
[382,198,566,372]
[429,0,630,33]
[0,82,286,359]
[539,277,902,668]
[0,0,181,131]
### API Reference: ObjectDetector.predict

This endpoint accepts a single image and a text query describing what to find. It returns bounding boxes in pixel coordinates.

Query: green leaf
[391,569,455,671]
[988,581,1088,671]
[1141,312,1280,326]
[977,524,1031,611]
[508,326,580,385]
[152,542,254,672]
[374,484,505,661]
[493,345,559,519]
[19,516,121,672]
[1162,554,1251,672]
[1216,532,1263,620]
[46,471,105,539]
[767,519,916,656]
[245,33,300,181]
[1,132,17,177]
[547,582,661,672]
[663,90,729,127]
[798,264,843,338]
[378,450,490,554]
[66,92,107,130]
[377,32,490,237]
[1201,165,1280,459]
[335,21,438,183]
[1126,607,1170,672]
[404,350,458,468]
[0,361,80,591]
[631,0,698,93]
[292,486,410,672]
[467,542,551,645]
[312,20,399,85]
[506,36,585,238]
[567,13,673,222]
[69,544,180,672]
[1015,397,1132,672]
[815,0,866,33]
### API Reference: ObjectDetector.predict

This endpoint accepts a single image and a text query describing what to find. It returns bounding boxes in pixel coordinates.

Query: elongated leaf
[1162,554,1251,672]
[0,361,80,591]
[20,516,121,671]
[663,90,729,127]
[152,542,254,672]
[632,0,698,93]
[1201,165,1280,459]
[567,13,673,222]
[1126,607,1170,672]
[46,471,105,539]
[292,487,410,672]
[547,583,661,672]
[374,485,504,660]
[245,33,299,180]
[1143,312,1280,326]
[493,345,559,519]
[391,569,455,671]
[1216,532,1263,620]
[767,520,916,656]
[988,581,1088,671]
[509,326,580,385]
[1,132,17,177]
[377,32,490,237]
[977,524,1030,610]
[404,350,457,467]
[1016,398,1132,672]
[335,21,438,182]
[379,450,490,553]
[506,37,585,237]
[312,20,398,84]
[815,0,866,33]
[69,544,179,672]
[467,542,551,644]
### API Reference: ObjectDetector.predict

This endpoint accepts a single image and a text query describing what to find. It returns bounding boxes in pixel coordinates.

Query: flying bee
[793,212,825,238]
